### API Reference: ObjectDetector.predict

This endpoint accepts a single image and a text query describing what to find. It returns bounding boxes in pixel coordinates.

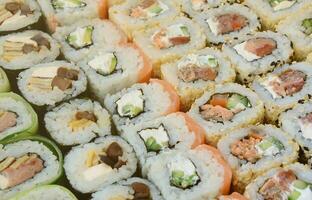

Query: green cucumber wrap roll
[0,68,10,93]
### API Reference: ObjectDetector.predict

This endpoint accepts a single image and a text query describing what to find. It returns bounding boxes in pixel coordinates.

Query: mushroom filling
[200,93,251,122]
[0,1,33,26]
[206,13,248,35]
[260,69,306,99]
[28,67,79,92]
[130,182,151,200]
[138,125,170,152]
[177,54,219,82]
[52,0,87,10]
[66,26,93,50]
[0,153,44,190]
[83,142,126,181]
[298,112,312,140]
[87,52,119,76]
[130,0,168,19]
[151,24,190,49]
[168,156,200,189]
[231,132,284,164]
[0,110,17,133]
[302,18,312,36]
[68,111,97,132]
[234,37,277,62]
[268,0,297,12]
[259,170,312,200]
[116,89,144,119]
[2,34,51,62]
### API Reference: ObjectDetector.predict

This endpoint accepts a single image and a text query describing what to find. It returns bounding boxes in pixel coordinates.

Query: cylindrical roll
[64,136,138,193]
[91,177,163,200]
[133,16,206,76]
[0,136,63,199]
[104,79,180,130]
[77,43,152,101]
[44,99,111,146]
[252,62,312,123]
[52,19,127,63]
[0,0,41,32]
[179,0,228,18]
[223,31,293,83]
[0,30,60,70]
[0,92,38,143]
[17,61,87,106]
[0,68,10,93]
[120,112,205,166]
[188,83,264,146]
[143,144,232,200]
[244,163,312,200]
[218,125,299,193]
[161,47,236,111]
[194,4,261,45]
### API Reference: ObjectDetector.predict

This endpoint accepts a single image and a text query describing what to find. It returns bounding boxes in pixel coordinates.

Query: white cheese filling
[233,41,261,62]
[289,181,312,200]
[206,17,219,35]
[116,90,144,116]
[83,163,113,181]
[138,125,169,148]
[299,120,312,140]
[260,75,282,99]
[88,53,116,75]
[167,156,197,177]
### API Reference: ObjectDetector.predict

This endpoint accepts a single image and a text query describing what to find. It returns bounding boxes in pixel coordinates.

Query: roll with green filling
[0,68,10,93]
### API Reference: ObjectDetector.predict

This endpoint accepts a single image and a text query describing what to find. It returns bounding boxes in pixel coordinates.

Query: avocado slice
[145,137,162,152]
[227,94,251,110]
[83,26,93,45]
[302,18,312,35]
[148,4,163,14]
[293,180,309,190]
[121,104,143,118]
[180,26,190,36]
[52,0,86,9]
[288,190,301,200]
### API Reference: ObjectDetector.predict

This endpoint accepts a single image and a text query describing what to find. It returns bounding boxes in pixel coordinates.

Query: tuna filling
[0,1,33,26]
[138,125,170,152]
[66,26,93,50]
[0,111,17,133]
[131,182,151,200]
[299,112,312,140]
[130,0,168,19]
[52,0,87,10]
[268,0,297,12]
[302,18,312,36]
[69,111,97,132]
[116,89,144,118]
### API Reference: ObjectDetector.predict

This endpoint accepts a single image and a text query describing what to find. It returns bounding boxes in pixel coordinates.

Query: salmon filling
[68,111,97,132]
[0,111,17,133]
[200,93,251,122]
[259,170,312,200]
[298,113,312,140]
[0,1,33,26]
[302,18,312,36]
[130,0,168,19]
[0,154,44,190]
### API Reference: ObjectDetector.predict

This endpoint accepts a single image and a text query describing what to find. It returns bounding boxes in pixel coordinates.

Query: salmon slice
[200,104,234,121]
[244,38,277,57]
[0,111,17,133]
[217,14,248,35]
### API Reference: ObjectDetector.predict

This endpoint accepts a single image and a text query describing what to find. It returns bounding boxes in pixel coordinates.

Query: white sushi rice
[0,140,60,200]
[44,99,111,146]
[64,136,137,193]
[179,0,228,18]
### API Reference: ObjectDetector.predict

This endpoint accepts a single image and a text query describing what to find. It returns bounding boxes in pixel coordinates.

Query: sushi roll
[37,0,108,33]
[133,16,206,76]
[17,61,87,106]
[44,99,111,146]
[0,136,63,199]
[218,125,299,193]
[0,68,10,92]
[0,0,41,32]
[109,0,180,39]
[0,92,38,143]
[194,4,261,45]
[279,102,312,167]
[218,192,247,200]
[179,0,228,18]
[252,62,312,123]
[64,136,138,193]
[244,163,312,200]
[77,43,152,101]
[104,79,180,130]
[223,31,293,83]
[0,30,60,70]
[9,185,77,200]
[53,19,127,63]
[188,83,264,146]
[91,177,163,200]
[277,5,312,60]
[143,144,232,200]
[161,47,236,111]
[120,112,205,166]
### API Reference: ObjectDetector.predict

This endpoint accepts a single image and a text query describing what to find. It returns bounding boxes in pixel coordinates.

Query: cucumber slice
[148,4,163,14]
[302,18,312,35]
[207,57,218,68]
[180,26,190,36]
[83,26,93,44]
[293,180,308,190]
[288,190,301,200]
[121,104,143,118]
[226,94,251,110]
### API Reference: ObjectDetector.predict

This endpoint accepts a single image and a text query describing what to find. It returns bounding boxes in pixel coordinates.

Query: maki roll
[17,61,87,106]
[64,136,138,193]
[188,83,264,146]
[179,0,228,18]
[9,185,77,200]
[252,62,312,123]
[0,30,60,70]
[161,47,236,111]
[0,92,38,143]
[91,177,163,200]
[223,31,293,83]
[109,0,180,39]
[244,163,312,200]
[218,125,299,193]
[53,19,127,63]
[77,43,152,101]
[143,144,232,200]
[194,4,261,45]
[44,99,111,146]
[37,0,108,33]
[218,192,247,200]
[0,68,10,92]
[0,0,41,32]
[244,0,311,29]
[277,5,312,60]
[0,136,63,199]
[279,102,312,167]
[120,112,205,166]
[133,16,206,76]
[104,79,180,130]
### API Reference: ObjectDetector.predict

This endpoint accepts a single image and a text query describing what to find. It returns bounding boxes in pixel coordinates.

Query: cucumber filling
[116,89,144,118]
[138,125,169,152]
[268,0,297,11]
[66,26,93,50]
[302,18,312,36]
[52,0,86,9]
[130,0,168,19]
